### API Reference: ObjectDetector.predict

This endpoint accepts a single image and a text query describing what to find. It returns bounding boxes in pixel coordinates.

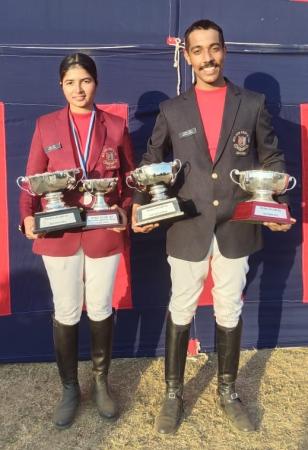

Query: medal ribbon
[69,108,96,178]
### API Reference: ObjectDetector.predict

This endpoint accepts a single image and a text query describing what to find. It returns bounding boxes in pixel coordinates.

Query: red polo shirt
[195,85,227,161]
[71,111,92,155]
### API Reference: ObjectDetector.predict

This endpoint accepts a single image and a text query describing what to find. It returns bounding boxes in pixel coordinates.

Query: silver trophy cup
[81,177,120,228]
[230,169,296,223]
[17,168,84,233]
[126,159,184,225]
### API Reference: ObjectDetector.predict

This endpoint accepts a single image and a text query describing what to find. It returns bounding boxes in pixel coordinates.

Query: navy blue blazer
[134,80,286,261]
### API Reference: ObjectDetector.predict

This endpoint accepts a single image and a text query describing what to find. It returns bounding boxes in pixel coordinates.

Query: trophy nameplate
[136,198,183,226]
[34,208,84,233]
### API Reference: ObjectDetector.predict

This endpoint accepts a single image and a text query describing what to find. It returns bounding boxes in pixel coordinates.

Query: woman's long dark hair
[59,53,98,84]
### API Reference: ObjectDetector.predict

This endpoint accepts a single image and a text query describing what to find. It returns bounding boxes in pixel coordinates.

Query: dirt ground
[1,347,308,450]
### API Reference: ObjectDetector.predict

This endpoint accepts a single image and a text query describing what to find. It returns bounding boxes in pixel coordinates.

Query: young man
[132,19,295,434]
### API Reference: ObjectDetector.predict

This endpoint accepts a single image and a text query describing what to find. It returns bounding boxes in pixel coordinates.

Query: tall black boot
[89,315,118,419]
[53,318,81,429]
[155,314,191,434]
[216,317,255,432]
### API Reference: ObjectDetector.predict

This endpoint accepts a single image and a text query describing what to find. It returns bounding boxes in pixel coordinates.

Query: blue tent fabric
[1,0,308,362]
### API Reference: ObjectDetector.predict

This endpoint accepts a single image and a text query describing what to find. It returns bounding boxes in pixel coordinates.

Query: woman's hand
[263,217,296,232]
[24,216,43,239]
[107,205,127,232]
[131,203,159,233]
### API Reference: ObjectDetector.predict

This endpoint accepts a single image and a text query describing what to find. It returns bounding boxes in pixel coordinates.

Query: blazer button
[213,200,219,206]
[212,173,218,179]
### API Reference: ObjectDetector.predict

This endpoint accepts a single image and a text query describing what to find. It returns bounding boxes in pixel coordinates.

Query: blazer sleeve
[19,119,49,227]
[118,125,135,212]
[133,105,172,204]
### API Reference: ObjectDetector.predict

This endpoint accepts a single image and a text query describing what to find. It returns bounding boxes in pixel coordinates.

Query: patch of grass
[0,348,307,450]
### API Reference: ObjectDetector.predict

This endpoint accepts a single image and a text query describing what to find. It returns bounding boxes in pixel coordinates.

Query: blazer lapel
[54,107,79,169]
[87,108,107,173]
[182,87,212,165]
[214,81,241,165]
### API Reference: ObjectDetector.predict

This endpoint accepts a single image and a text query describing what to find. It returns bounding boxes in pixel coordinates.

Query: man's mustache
[199,61,217,70]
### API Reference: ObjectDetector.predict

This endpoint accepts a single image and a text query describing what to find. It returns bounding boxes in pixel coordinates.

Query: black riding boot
[216,317,255,432]
[89,315,118,419]
[155,314,191,434]
[53,318,80,429]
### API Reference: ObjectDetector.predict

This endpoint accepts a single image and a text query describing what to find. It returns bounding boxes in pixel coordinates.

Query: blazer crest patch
[233,131,250,155]
[101,146,120,169]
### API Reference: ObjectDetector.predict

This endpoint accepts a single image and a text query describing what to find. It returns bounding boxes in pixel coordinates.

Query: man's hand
[107,205,127,233]
[263,217,296,232]
[131,203,159,233]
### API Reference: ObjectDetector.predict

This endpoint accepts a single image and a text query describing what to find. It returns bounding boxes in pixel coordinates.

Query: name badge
[179,128,197,139]
[233,131,250,156]
[44,143,62,153]
[101,147,120,169]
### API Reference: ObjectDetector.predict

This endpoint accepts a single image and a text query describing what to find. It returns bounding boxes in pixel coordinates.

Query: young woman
[19,53,134,429]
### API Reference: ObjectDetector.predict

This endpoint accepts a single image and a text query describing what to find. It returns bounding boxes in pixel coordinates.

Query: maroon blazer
[19,106,135,257]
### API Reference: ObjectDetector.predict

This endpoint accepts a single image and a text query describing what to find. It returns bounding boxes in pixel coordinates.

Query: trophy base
[34,207,85,233]
[136,197,184,226]
[84,209,121,229]
[231,201,292,224]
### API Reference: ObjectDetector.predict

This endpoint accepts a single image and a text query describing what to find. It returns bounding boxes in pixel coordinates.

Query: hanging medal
[83,191,93,205]
[69,108,96,206]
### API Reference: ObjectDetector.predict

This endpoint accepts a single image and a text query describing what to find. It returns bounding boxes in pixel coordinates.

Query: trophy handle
[82,180,95,193]
[126,174,145,192]
[16,176,36,196]
[230,169,241,185]
[67,176,78,191]
[170,159,182,184]
[285,176,297,192]
[126,174,136,189]
[67,168,82,190]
